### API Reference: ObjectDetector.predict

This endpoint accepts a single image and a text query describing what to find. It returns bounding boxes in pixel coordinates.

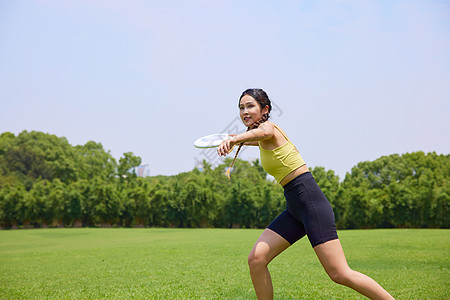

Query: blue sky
[0,0,449,179]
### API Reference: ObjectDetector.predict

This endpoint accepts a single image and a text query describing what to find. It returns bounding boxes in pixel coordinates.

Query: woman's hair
[225,89,272,178]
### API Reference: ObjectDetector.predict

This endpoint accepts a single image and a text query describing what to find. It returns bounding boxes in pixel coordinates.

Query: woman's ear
[262,105,269,115]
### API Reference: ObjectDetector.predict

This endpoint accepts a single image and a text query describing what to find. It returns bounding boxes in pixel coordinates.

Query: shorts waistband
[282,171,313,190]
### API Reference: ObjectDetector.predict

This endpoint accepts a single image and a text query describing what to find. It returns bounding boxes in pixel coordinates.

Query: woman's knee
[248,248,269,271]
[248,228,290,272]
[328,268,354,286]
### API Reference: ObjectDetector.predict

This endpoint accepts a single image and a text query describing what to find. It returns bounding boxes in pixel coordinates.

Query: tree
[91,178,122,226]
[122,177,152,227]
[340,152,449,228]
[75,141,117,180]
[118,152,142,179]
[7,184,27,228]
[0,129,447,230]
[59,181,85,227]
[0,183,19,228]
[0,131,78,186]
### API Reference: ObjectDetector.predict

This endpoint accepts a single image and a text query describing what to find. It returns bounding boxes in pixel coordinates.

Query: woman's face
[239,95,268,127]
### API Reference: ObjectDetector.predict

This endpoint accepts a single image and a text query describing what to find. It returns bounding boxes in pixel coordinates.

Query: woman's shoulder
[257,121,289,149]
[260,120,282,130]
[264,121,284,133]
[268,122,290,141]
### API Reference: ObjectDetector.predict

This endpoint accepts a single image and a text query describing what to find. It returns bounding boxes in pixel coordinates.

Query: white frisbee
[194,133,231,148]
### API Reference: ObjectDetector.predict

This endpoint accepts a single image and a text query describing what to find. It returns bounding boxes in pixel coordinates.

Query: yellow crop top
[259,124,306,184]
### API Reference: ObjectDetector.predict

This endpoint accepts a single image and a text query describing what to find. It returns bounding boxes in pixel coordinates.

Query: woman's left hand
[217,137,236,157]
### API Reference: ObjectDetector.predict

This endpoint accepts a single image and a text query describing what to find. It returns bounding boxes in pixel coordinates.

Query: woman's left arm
[218,123,274,156]
[228,135,259,146]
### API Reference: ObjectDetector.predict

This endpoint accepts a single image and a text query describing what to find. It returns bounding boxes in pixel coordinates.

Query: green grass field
[0,228,448,299]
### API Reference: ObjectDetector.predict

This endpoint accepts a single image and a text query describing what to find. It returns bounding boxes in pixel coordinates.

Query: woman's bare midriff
[280,164,310,187]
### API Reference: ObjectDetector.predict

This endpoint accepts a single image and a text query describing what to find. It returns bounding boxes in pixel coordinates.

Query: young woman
[217,89,394,300]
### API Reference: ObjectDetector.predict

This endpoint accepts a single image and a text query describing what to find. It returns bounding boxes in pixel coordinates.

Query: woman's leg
[314,239,394,300]
[248,228,291,300]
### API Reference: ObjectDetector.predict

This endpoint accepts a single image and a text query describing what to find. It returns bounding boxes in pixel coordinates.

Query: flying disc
[194,133,231,148]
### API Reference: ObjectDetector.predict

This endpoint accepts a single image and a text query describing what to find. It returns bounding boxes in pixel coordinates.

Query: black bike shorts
[267,172,338,248]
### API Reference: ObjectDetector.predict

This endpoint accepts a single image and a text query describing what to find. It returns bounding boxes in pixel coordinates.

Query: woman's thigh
[249,228,291,265]
[313,239,350,278]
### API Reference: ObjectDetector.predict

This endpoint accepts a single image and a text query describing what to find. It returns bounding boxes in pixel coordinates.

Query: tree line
[0,131,448,229]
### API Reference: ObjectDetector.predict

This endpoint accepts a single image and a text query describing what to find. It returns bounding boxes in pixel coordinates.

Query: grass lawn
[0,228,448,299]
